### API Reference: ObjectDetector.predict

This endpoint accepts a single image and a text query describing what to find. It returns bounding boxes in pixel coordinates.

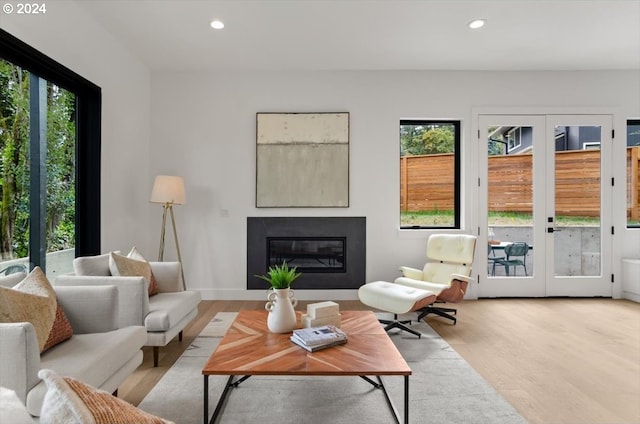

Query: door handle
[547,227,562,233]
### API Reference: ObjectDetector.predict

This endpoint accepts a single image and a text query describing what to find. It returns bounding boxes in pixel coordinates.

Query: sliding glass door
[0,59,77,276]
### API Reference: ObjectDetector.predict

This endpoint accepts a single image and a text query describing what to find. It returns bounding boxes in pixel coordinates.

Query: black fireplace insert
[247,217,365,290]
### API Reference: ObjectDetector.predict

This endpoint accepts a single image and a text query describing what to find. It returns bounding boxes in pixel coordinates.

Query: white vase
[265,288,298,333]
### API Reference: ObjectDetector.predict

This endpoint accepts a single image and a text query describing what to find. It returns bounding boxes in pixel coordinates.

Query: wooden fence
[400,146,640,219]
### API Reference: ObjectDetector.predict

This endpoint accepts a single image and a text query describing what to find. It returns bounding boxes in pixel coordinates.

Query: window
[0,29,101,274]
[400,120,461,228]
[507,127,522,151]
[628,119,640,228]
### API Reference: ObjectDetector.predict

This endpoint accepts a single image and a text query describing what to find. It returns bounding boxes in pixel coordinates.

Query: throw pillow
[0,387,33,424]
[38,369,174,424]
[42,302,74,353]
[127,246,159,296]
[109,251,158,296]
[0,267,57,352]
[73,252,114,276]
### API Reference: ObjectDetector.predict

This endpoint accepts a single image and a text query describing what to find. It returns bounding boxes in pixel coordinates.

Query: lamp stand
[158,202,187,290]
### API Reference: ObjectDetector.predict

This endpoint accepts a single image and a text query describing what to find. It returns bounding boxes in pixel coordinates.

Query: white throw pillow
[38,369,174,424]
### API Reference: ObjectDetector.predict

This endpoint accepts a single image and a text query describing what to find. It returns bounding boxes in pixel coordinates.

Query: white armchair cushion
[398,266,423,280]
[394,277,447,294]
[426,234,476,264]
[423,262,471,286]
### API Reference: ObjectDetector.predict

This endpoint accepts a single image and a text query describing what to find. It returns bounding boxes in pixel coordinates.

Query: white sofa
[55,254,201,366]
[0,275,147,418]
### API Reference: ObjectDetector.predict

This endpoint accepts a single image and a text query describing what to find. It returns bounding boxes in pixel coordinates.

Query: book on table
[290,325,348,352]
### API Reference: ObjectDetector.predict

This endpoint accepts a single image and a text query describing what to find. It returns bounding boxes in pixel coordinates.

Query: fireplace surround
[247,217,366,290]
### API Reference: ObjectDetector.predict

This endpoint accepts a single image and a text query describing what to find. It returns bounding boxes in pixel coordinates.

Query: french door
[478,114,613,297]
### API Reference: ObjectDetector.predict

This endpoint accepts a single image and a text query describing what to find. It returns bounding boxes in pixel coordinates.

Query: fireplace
[247,217,365,290]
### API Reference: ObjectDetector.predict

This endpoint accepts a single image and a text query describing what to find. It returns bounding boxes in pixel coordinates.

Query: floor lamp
[150,175,187,290]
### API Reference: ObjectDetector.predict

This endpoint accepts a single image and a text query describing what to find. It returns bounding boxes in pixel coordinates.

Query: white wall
[151,70,640,300]
[0,0,153,255]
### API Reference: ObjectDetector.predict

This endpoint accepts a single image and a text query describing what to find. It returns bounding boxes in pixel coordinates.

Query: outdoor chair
[0,264,27,276]
[496,242,529,276]
[488,243,506,276]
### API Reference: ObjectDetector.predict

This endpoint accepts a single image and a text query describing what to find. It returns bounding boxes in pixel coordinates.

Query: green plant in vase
[254,261,302,289]
[256,261,301,333]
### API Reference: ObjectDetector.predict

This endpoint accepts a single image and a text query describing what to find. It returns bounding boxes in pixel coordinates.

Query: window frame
[507,127,522,151]
[399,119,461,230]
[0,28,101,263]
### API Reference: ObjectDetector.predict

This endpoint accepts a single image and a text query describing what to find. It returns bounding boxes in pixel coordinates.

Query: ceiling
[79,0,640,72]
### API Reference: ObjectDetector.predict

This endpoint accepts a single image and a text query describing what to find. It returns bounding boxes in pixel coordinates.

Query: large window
[628,119,640,228]
[0,29,101,275]
[400,120,461,228]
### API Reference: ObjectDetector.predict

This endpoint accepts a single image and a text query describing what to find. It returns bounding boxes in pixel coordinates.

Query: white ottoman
[358,281,436,338]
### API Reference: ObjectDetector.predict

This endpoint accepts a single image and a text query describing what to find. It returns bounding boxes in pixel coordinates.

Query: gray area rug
[139,312,527,424]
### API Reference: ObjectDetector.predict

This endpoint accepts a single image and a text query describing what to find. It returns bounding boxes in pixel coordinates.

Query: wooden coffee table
[202,310,411,424]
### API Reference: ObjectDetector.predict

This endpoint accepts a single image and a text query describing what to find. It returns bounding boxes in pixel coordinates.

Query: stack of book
[290,325,348,352]
[301,301,341,328]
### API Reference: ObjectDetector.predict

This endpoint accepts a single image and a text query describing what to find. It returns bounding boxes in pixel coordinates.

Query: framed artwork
[256,112,349,207]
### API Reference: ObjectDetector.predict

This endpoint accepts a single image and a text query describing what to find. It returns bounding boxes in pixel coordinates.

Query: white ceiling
[79,0,640,72]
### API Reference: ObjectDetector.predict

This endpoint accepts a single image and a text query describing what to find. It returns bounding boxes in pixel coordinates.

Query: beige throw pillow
[38,369,174,424]
[42,302,74,352]
[109,251,158,296]
[127,246,159,296]
[0,267,57,352]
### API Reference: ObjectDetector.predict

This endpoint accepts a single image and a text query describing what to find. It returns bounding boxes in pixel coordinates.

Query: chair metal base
[417,305,458,325]
[379,314,421,338]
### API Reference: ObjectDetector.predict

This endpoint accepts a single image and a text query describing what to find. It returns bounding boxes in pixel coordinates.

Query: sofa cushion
[126,247,159,296]
[145,291,201,332]
[73,253,114,276]
[38,369,173,424]
[0,267,57,351]
[28,326,147,415]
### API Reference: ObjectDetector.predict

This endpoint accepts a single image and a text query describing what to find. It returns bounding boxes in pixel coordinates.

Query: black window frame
[400,119,461,229]
[0,28,101,261]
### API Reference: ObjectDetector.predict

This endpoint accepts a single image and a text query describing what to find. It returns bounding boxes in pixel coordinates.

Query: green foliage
[401,123,454,156]
[254,261,302,289]
[0,58,76,260]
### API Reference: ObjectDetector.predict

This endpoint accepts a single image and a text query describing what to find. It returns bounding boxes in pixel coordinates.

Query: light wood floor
[119,299,640,424]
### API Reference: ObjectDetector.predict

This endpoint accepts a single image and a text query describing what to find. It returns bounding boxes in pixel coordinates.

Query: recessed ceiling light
[210,20,225,30]
[468,19,486,29]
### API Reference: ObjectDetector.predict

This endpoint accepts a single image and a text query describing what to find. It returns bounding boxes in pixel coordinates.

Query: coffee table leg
[203,375,208,424]
[404,375,409,424]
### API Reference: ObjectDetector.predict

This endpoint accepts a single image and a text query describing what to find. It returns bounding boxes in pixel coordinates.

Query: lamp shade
[150,175,186,205]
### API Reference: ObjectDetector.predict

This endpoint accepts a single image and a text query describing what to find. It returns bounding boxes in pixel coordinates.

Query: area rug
[138,312,528,424]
